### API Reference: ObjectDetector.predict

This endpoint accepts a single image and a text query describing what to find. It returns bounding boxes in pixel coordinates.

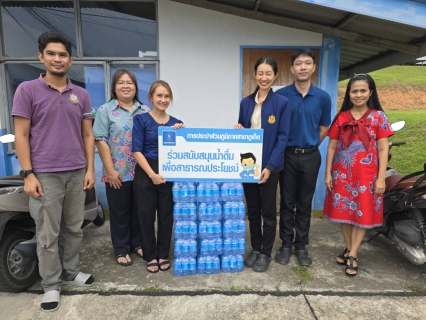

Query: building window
[1,1,76,57]
[81,1,157,57]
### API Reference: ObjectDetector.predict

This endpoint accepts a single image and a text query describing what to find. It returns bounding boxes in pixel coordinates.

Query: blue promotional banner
[158,128,263,182]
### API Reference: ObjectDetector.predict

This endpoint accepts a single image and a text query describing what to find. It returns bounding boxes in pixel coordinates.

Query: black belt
[286,146,318,154]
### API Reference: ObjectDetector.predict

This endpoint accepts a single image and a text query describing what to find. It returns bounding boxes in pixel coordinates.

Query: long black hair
[331,73,384,126]
[249,57,278,99]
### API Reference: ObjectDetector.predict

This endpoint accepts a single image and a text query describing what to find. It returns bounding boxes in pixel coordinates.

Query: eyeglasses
[353,73,367,77]
[116,81,134,86]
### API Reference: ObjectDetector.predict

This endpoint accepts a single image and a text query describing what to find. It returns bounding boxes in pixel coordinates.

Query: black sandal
[159,260,171,271]
[345,256,359,276]
[336,248,350,265]
[147,262,159,273]
[116,254,132,267]
[132,247,143,259]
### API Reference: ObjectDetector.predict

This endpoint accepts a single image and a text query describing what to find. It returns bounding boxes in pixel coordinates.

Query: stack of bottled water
[221,183,246,273]
[173,181,197,276]
[197,182,222,275]
[173,181,246,276]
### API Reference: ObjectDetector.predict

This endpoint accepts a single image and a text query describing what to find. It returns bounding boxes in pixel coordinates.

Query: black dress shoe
[253,254,271,272]
[244,250,260,268]
[275,247,292,265]
[295,249,312,266]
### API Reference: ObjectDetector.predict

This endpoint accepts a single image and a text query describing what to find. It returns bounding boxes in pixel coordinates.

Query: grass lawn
[385,109,426,176]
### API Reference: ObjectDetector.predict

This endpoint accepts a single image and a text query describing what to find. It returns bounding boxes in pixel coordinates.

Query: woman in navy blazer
[234,57,291,272]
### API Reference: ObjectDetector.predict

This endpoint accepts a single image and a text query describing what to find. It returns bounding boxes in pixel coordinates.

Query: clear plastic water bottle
[181,258,189,276]
[221,182,229,201]
[182,203,189,220]
[180,182,188,202]
[215,238,223,255]
[174,257,182,276]
[197,256,205,274]
[229,183,237,201]
[238,220,246,236]
[231,220,239,235]
[188,202,197,221]
[208,239,215,253]
[189,221,197,238]
[230,255,237,273]
[205,256,212,274]
[197,182,205,202]
[174,221,182,239]
[199,221,206,238]
[223,202,231,220]
[213,256,220,274]
[190,239,197,257]
[200,239,208,254]
[181,239,189,256]
[206,203,214,220]
[172,182,180,202]
[182,221,189,238]
[198,202,207,220]
[231,202,238,219]
[238,201,246,219]
[214,202,222,220]
[188,182,196,202]
[236,255,244,272]
[236,183,244,201]
[189,257,197,275]
[231,238,238,253]
[213,221,221,237]
[238,238,246,254]
[223,220,232,238]
[212,183,220,202]
[221,255,230,273]
[223,238,231,253]
[173,203,182,221]
[174,239,182,256]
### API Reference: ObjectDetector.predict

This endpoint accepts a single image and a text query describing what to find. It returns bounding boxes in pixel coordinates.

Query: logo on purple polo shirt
[163,131,176,146]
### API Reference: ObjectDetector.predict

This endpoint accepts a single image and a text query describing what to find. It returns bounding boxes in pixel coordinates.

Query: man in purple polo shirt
[12,31,95,312]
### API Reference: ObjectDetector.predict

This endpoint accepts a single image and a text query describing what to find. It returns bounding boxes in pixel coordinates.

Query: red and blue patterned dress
[323,110,394,228]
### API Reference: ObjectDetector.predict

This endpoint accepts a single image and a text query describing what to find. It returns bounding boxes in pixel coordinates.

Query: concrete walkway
[1,218,426,320]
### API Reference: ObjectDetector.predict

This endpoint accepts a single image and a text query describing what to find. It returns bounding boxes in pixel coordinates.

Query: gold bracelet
[377,178,385,182]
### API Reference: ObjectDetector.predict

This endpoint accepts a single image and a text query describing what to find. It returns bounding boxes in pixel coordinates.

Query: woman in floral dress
[323,73,394,276]
[93,69,150,266]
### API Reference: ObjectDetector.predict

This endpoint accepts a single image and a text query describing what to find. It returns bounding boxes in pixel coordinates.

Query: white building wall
[158,0,322,127]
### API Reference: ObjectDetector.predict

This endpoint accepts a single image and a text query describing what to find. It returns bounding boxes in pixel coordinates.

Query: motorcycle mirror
[0,134,15,144]
[391,121,405,132]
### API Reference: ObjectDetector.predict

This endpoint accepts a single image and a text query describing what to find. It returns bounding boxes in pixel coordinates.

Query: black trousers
[279,149,321,250]
[105,181,141,257]
[134,159,174,262]
[243,172,280,257]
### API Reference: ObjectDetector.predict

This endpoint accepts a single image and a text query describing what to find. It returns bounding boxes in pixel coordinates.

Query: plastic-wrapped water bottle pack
[173,181,246,276]
[221,254,244,273]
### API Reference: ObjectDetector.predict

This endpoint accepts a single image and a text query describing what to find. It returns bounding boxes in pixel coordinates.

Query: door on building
[242,49,320,98]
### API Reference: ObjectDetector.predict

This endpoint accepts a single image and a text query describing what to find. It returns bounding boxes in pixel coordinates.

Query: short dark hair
[110,69,143,104]
[38,31,72,56]
[291,49,315,65]
[240,152,256,163]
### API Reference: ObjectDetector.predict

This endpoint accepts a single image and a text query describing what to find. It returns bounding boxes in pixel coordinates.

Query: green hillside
[337,65,426,176]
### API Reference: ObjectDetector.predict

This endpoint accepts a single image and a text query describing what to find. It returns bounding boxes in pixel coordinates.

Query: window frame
[0,0,158,153]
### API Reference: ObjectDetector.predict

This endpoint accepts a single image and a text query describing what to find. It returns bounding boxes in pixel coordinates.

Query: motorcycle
[367,121,426,268]
[0,134,105,293]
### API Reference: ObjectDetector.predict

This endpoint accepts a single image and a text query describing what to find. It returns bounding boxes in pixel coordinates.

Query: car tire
[0,230,39,293]
[92,204,105,226]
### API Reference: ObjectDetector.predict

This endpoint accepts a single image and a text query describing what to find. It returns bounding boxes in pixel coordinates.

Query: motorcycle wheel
[92,203,105,226]
[0,230,39,292]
